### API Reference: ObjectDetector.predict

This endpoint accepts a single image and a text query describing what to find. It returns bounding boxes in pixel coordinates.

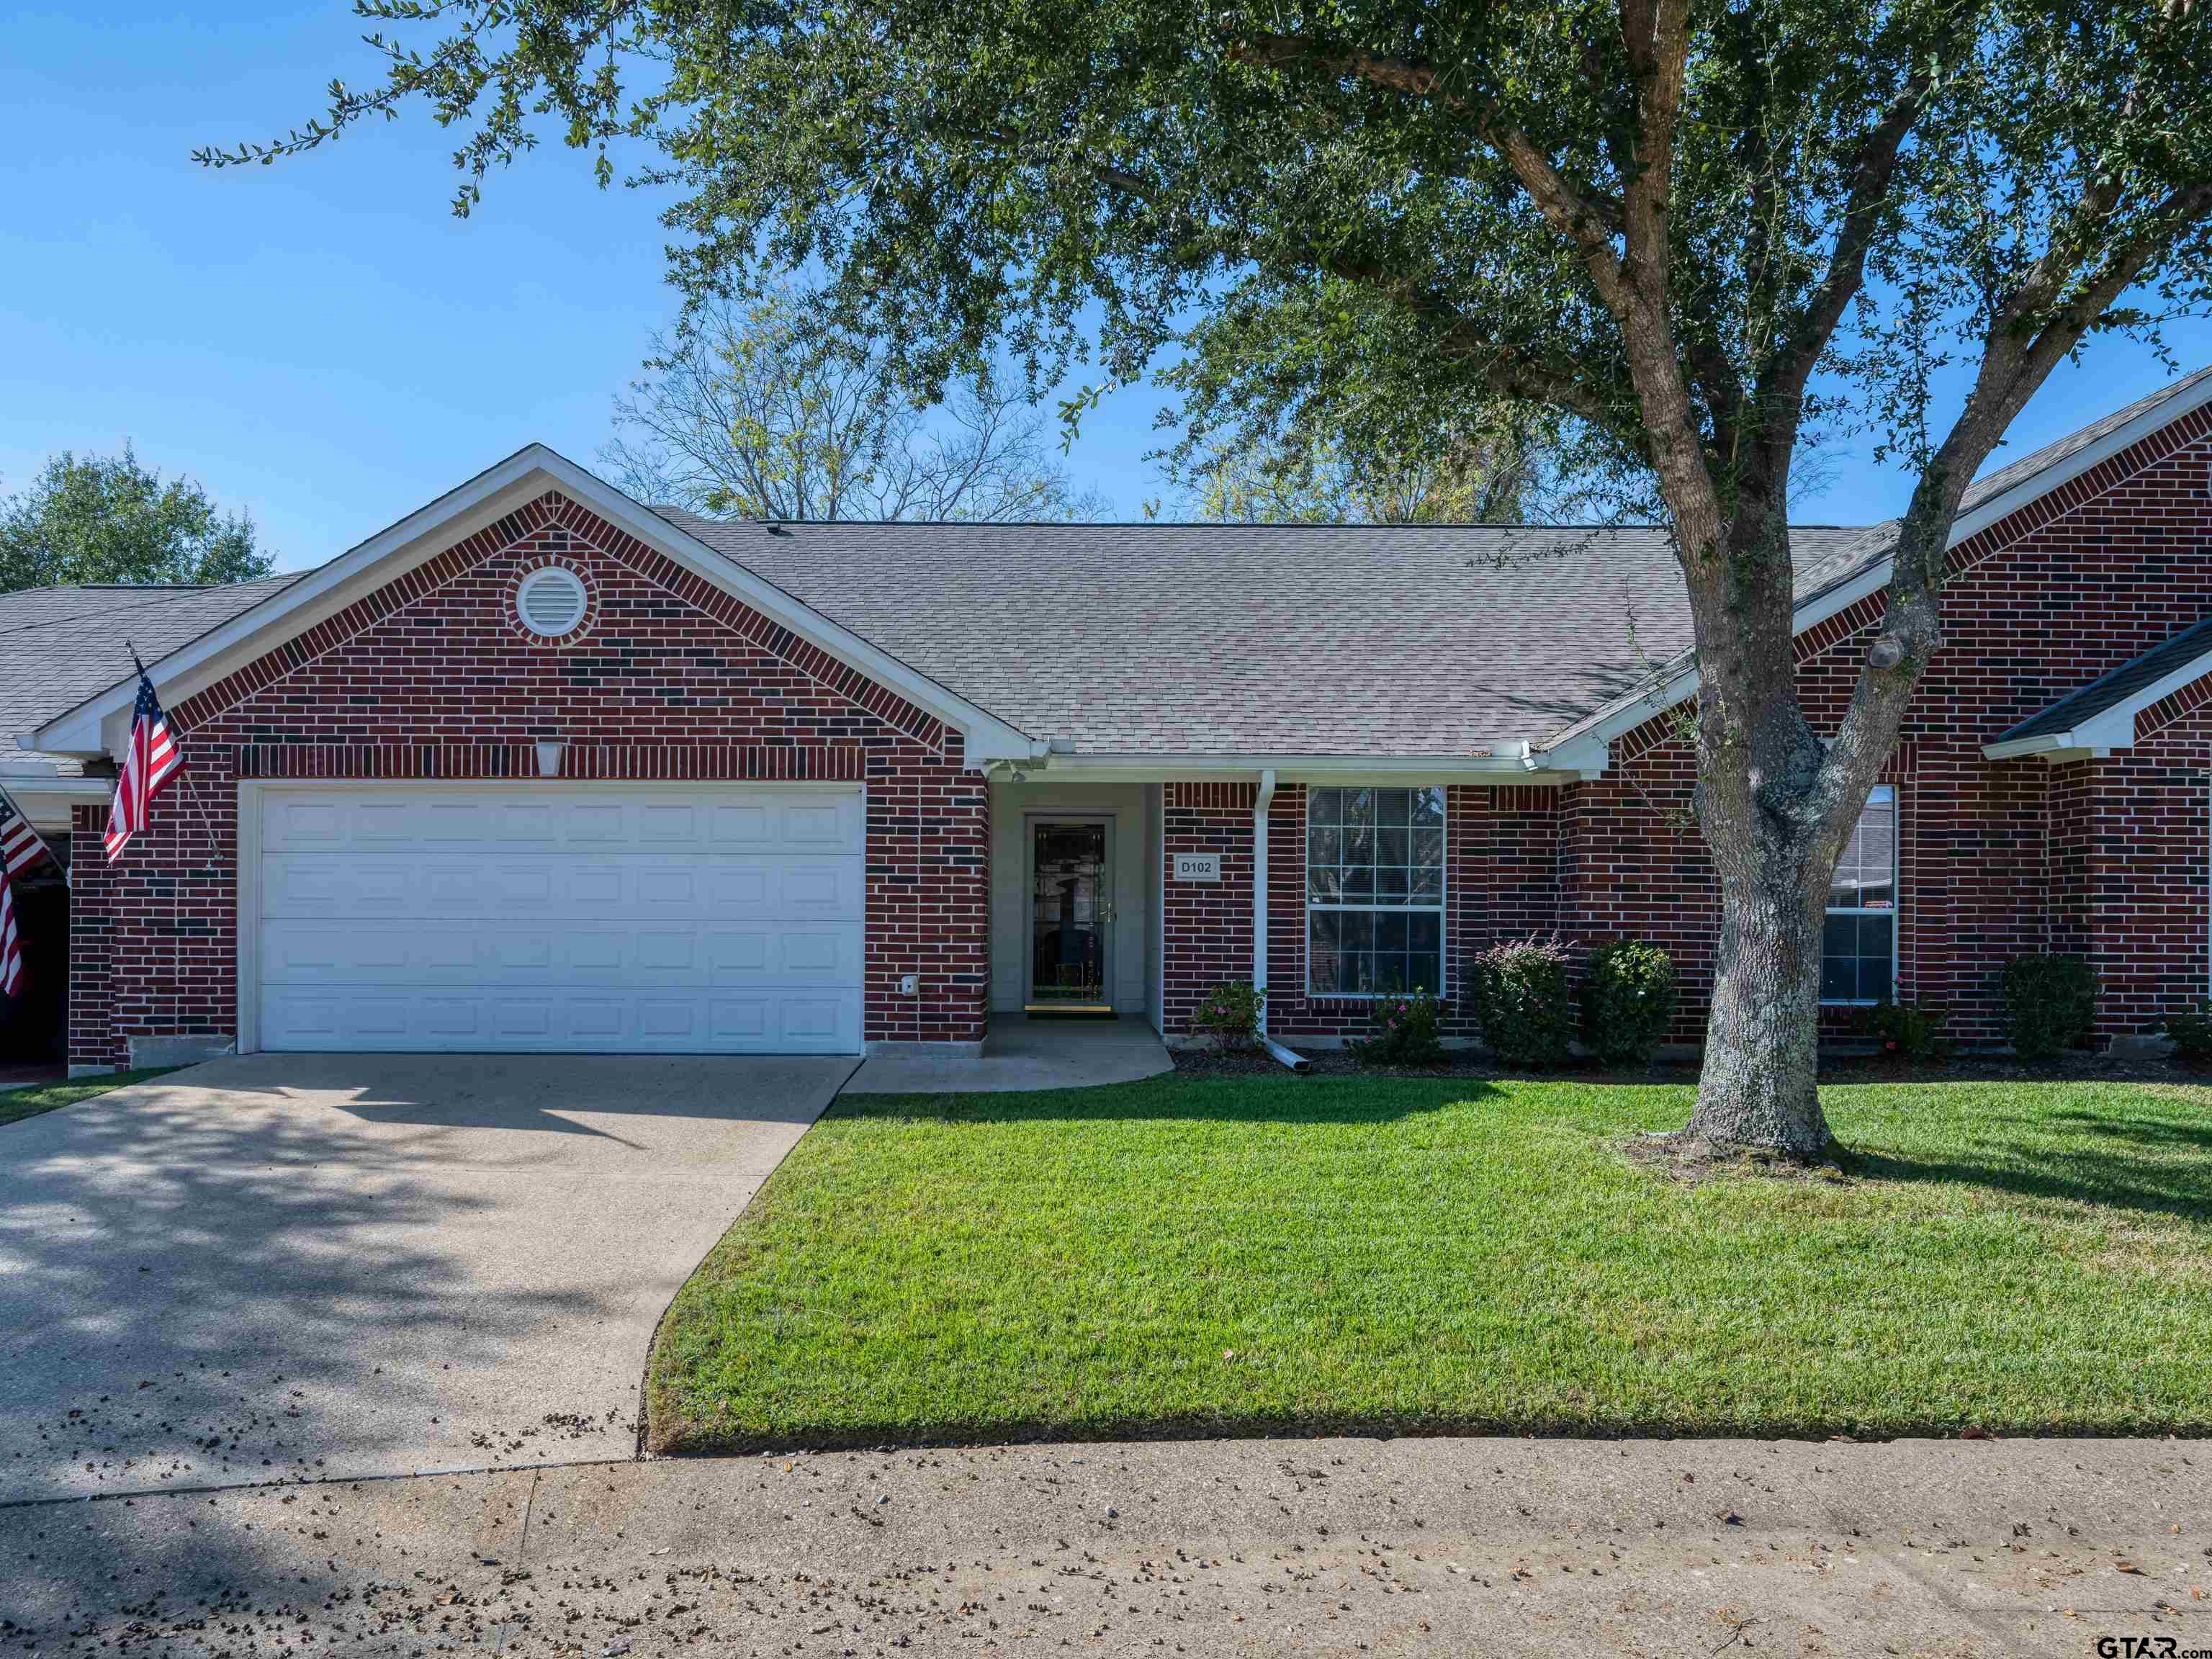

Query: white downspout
[1251,768,1309,1073]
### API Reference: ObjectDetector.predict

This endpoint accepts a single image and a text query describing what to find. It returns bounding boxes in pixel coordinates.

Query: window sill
[1305,991,1450,1002]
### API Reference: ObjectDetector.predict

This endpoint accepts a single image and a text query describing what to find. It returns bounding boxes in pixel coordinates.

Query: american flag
[0,851,17,997]
[0,789,50,998]
[104,667,183,863]
[0,785,53,880]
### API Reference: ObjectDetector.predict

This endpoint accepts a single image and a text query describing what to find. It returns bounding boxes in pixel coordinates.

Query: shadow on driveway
[0,1051,848,1501]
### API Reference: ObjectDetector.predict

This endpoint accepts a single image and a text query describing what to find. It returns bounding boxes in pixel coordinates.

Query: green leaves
[206,0,2212,498]
[0,447,276,594]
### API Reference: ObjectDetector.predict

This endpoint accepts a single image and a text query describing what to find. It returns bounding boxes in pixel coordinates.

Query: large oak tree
[207,0,2212,1156]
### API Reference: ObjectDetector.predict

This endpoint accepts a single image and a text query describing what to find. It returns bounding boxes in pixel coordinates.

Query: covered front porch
[984,778,1167,1032]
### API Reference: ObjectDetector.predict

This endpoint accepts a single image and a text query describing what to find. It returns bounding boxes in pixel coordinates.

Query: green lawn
[0,1068,179,1128]
[649,1073,2212,1450]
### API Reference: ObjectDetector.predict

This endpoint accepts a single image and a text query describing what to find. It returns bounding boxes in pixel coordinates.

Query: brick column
[66,804,115,1072]
[1159,783,1256,1038]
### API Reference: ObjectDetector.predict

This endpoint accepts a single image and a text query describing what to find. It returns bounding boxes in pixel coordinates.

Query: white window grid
[1304,785,1449,999]
[1822,783,1898,1007]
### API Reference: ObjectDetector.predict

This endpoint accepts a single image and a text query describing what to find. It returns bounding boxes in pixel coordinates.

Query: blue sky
[7,3,2210,574]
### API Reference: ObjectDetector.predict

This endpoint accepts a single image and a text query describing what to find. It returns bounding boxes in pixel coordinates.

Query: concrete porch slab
[849,1013,1174,1093]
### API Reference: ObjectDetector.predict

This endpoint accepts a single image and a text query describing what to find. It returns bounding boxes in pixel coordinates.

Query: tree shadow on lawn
[836,1071,1520,1126]
[1843,1105,2212,1226]
[838,1070,2212,1225]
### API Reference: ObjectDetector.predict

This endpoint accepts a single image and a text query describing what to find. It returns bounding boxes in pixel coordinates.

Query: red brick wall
[66,804,114,1069]
[2060,708,2212,1037]
[1568,414,2212,1046]
[1250,783,1558,1046]
[1159,783,1256,1038]
[1196,409,2212,1051]
[69,490,989,1066]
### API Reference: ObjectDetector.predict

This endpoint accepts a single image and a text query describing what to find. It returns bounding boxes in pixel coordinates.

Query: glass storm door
[1029,821,1110,1008]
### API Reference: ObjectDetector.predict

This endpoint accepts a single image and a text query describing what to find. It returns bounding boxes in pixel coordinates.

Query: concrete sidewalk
[6,1435,2206,1655]
[848,1013,1176,1092]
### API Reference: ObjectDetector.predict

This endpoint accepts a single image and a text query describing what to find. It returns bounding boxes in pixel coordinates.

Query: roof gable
[24,446,1038,767]
[1984,612,2212,760]
[2,577,305,776]
[1542,364,2212,759]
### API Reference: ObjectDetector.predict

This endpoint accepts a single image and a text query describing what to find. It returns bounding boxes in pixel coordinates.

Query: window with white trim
[1822,784,1897,1004]
[1307,786,1445,996]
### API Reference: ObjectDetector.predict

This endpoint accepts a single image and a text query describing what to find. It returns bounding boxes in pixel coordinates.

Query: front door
[1028,820,1111,1011]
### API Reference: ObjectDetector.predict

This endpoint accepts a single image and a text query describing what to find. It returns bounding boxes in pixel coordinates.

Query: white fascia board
[1534,385,2212,765]
[1948,372,2212,547]
[526,450,1037,763]
[1551,551,1902,758]
[1979,642,2212,762]
[1981,734,2095,763]
[0,774,110,832]
[29,445,1035,767]
[1027,749,1596,786]
[30,446,559,757]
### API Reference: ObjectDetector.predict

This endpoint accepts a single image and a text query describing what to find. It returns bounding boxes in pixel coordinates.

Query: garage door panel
[266,789,866,856]
[261,985,860,1054]
[266,919,866,989]
[262,853,862,921]
[257,786,865,1054]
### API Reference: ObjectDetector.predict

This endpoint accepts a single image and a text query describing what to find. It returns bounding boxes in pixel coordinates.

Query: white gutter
[1249,768,1310,1073]
[1032,747,1604,783]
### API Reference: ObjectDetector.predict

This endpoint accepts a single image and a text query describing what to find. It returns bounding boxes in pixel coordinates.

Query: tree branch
[1766,71,1933,415]
[1618,0,1689,305]
[1820,176,2212,827]
[1227,30,1632,310]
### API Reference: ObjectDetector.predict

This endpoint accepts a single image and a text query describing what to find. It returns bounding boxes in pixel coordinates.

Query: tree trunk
[1668,494,1846,1162]
[1686,830,1833,1157]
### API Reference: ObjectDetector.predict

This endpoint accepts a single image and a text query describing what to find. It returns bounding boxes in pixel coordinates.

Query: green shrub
[1349,987,1446,1067]
[2162,999,2212,1069]
[1851,994,1954,1063]
[1578,938,1678,1065]
[2001,954,2095,1061]
[1191,981,1265,1048]
[1473,934,1578,1069]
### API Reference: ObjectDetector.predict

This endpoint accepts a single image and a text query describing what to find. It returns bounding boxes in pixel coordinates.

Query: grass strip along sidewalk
[0,1067,178,1128]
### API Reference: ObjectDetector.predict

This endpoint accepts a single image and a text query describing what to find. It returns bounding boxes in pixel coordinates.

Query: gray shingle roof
[659,513,1877,756]
[1998,612,2212,743]
[1959,364,2212,517]
[13,366,2206,772]
[1,577,305,775]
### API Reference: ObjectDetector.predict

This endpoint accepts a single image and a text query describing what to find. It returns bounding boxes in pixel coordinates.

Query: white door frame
[234,776,866,1056]
[1022,811,1117,1010]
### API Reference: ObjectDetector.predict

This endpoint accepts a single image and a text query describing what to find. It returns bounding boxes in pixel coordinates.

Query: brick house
[10,367,2212,1074]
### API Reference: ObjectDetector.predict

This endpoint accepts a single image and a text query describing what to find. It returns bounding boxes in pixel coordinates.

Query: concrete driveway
[0,1051,852,1501]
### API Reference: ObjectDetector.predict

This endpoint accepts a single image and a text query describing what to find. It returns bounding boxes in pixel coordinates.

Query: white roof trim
[1950,368,2212,546]
[1022,742,1608,784]
[1979,640,2212,763]
[1538,370,2212,766]
[26,445,1038,766]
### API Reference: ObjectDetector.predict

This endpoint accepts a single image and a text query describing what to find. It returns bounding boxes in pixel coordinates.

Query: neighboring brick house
[12,368,2212,1073]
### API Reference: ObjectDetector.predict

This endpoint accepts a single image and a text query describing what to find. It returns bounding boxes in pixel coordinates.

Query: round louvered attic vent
[516,567,588,637]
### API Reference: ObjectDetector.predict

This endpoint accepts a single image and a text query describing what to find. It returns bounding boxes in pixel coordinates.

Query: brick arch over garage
[69,492,988,1069]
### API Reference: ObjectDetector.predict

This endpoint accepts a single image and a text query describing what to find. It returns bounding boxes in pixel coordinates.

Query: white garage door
[253,786,865,1054]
